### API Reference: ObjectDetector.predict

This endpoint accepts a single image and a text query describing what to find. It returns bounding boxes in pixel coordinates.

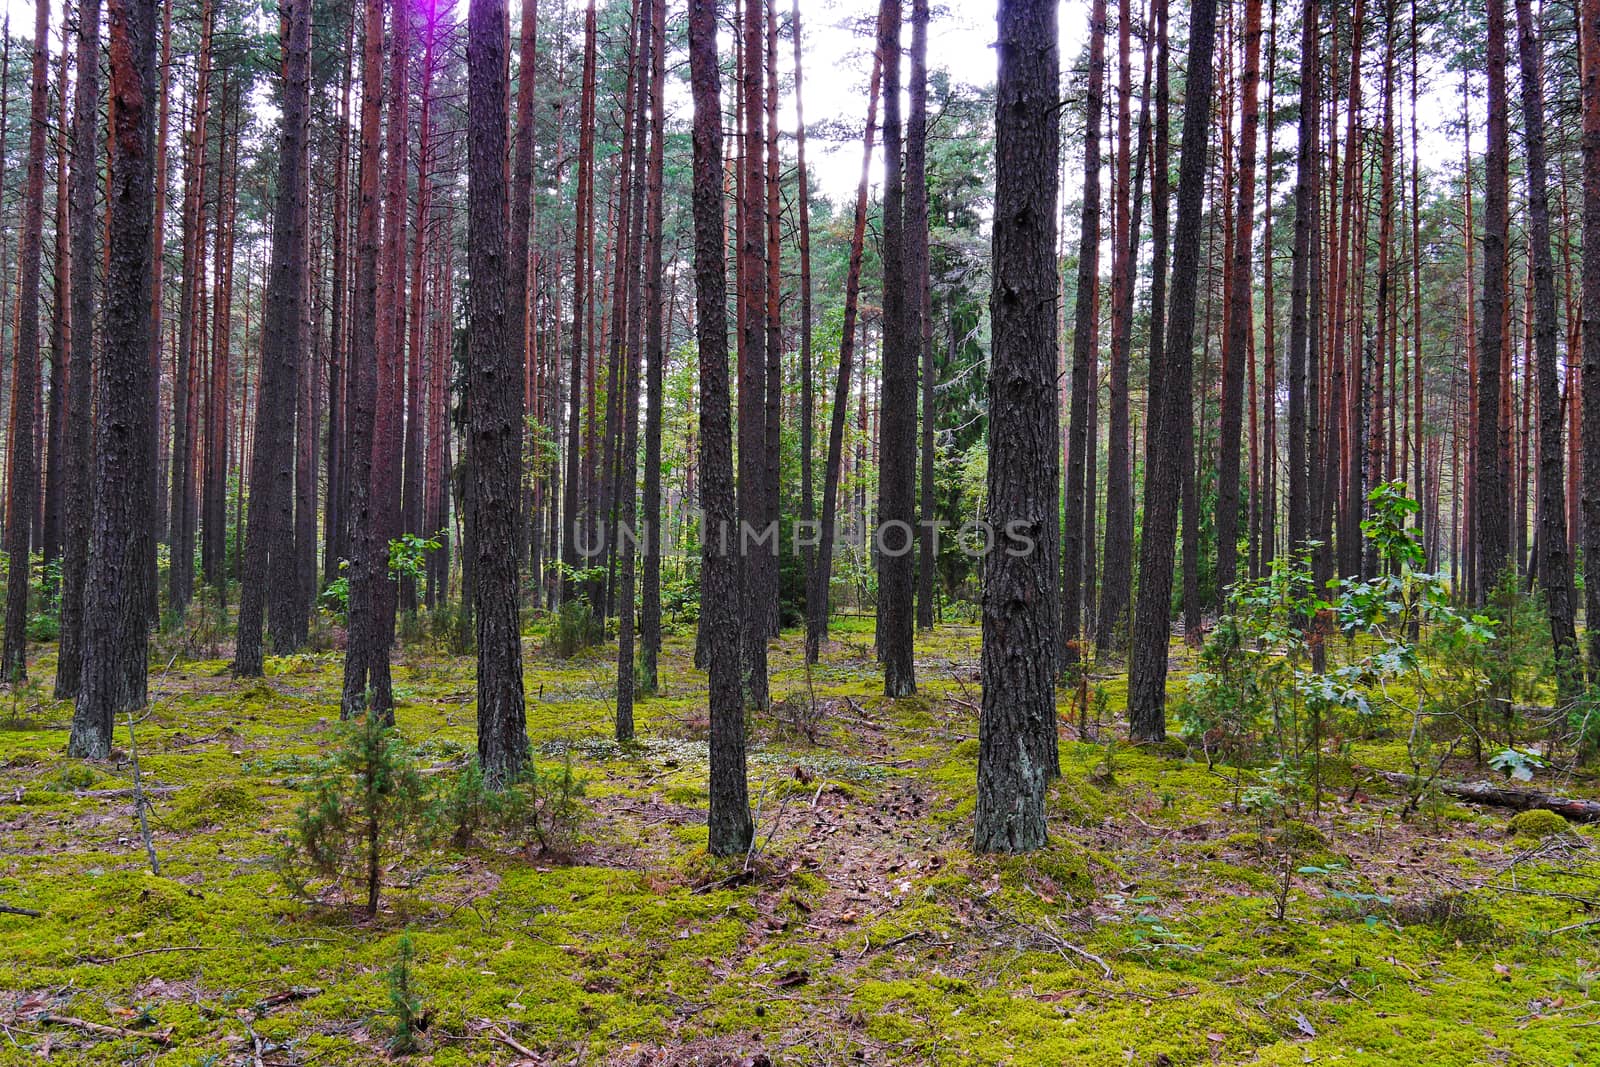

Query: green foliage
[429,760,519,849]
[318,560,351,622]
[431,753,587,856]
[546,599,604,659]
[389,533,443,585]
[278,710,432,916]
[386,933,427,1054]
[510,753,588,856]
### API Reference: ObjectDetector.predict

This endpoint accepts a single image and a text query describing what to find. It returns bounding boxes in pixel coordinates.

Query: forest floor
[2,617,1600,1065]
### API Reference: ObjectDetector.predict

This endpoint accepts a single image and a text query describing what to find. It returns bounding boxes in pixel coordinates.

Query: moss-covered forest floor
[3,619,1600,1065]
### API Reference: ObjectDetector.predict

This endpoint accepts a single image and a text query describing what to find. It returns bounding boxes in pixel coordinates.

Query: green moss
[169,781,268,829]
[1507,809,1570,840]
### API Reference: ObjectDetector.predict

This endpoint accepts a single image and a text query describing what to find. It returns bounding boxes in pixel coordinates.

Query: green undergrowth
[1,627,1598,1064]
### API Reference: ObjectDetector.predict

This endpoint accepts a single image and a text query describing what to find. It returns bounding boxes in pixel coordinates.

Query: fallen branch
[0,902,41,917]
[491,1024,541,1061]
[1366,768,1600,822]
[39,1014,172,1046]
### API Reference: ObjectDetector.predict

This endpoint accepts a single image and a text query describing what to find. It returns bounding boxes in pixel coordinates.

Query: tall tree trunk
[910,0,935,632]
[975,0,1059,853]
[1258,0,1279,573]
[1216,0,1262,605]
[640,0,666,694]
[324,11,355,587]
[793,0,815,628]
[615,0,651,741]
[560,2,597,604]
[688,0,752,857]
[1062,0,1106,669]
[1514,0,1581,700]
[402,4,442,617]
[1582,0,1600,676]
[169,0,214,618]
[237,0,310,673]
[468,0,529,784]
[1477,0,1511,596]
[737,0,770,709]
[876,0,915,697]
[42,28,71,573]
[1097,0,1149,647]
[203,92,238,600]
[69,0,157,757]
[509,0,537,580]
[57,0,103,701]
[1128,0,1218,742]
[340,0,388,721]
[365,0,408,688]
[2,0,51,681]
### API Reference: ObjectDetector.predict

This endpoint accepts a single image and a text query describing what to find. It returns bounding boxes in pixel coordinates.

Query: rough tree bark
[1127,0,1218,742]
[1580,0,1600,676]
[1477,0,1511,596]
[236,0,311,674]
[1062,0,1105,669]
[340,0,388,721]
[56,0,103,701]
[640,0,666,694]
[1513,0,1582,703]
[69,0,158,758]
[975,0,1060,854]
[687,0,752,857]
[1216,0,1262,605]
[467,0,530,785]
[3,0,51,682]
[876,0,916,698]
[56,0,102,700]
[738,0,770,710]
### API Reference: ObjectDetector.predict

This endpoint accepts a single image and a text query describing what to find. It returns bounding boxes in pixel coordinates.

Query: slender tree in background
[1061,0,1104,668]
[910,0,934,632]
[560,2,597,602]
[876,0,916,697]
[688,0,752,857]
[171,0,214,615]
[1476,0,1510,597]
[639,0,666,695]
[1127,0,1218,742]
[1581,0,1600,677]
[341,0,388,721]
[1287,0,1319,568]
[805,26,883,665]
[1513,0,1580,702]
[738,0,771,709]
[237,0,312,675]
[468,0,530,785]
[1215,0,1262,606]
[793,0,816,624]
[42,24,70,575]
[509,0,538,581]
[70,0,158,757]
[3,0,51,682]
[324,13,355,585]
[1096,0,1135,648]
[616,0,651,741]
[57,0,103,701]
[976,0,1059,854]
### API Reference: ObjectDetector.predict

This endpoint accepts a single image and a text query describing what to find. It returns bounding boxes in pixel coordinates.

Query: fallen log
[1367,769,1600,822]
